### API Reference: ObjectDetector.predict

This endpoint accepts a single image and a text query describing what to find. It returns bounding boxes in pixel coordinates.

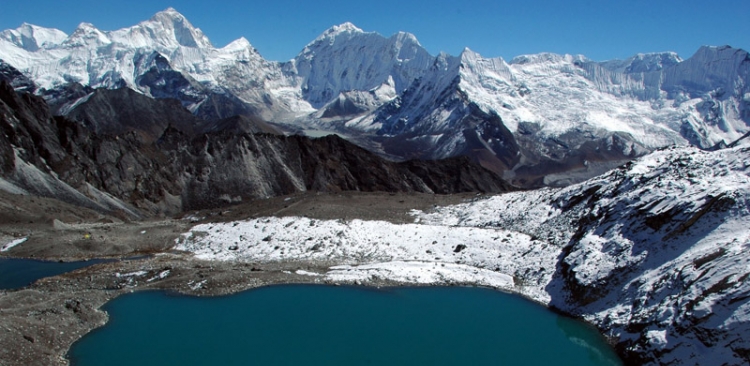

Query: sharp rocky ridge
[0,74,512,218]
[1,9,749,365]
[1,8,748,187]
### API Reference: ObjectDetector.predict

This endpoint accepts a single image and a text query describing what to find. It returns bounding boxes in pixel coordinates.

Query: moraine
[176,141,750,365]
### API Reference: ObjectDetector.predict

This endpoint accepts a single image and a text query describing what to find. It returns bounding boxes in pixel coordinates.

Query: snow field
[1,237,28,252]
[174,142,750,364]
[175,216,554,301]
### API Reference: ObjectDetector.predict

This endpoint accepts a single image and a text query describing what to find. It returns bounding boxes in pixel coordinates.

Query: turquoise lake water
[69,285,622,365]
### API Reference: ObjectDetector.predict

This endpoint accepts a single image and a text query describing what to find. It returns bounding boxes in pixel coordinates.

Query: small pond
[0,257,111,290]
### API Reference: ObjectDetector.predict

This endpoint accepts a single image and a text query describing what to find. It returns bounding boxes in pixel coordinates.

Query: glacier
[177,140,750,365]
[1,8,749,364]
[0,8,748,186]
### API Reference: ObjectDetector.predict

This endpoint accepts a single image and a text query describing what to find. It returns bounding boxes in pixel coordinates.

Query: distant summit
[0,10,747,187]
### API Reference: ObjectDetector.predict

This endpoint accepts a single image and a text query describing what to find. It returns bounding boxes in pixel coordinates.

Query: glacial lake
[69,285,622,365]
[0,257,110,290]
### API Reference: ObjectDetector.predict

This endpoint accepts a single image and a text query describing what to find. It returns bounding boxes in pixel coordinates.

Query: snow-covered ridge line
[177,143,750,365]
[2,8,747,187]
[419,144,750,365]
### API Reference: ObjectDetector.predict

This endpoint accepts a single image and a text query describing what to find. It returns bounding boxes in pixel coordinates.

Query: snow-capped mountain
[362,46,749,185]
[177,140,750,365]
[418,141,750,365]
[0,8,293,120]
[1,9,748,187]
[0,22,67,52]
[290,22,432,109]
[0,75,511,217]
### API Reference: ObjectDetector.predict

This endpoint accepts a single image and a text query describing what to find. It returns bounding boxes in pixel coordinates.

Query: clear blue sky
[1,0,748,62]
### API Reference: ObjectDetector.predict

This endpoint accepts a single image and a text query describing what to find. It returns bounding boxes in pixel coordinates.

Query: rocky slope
[0,77,512,217]
[419,140,750,364]
[64,87,202,141]
[177,138,750,365]
[2,9,747,187]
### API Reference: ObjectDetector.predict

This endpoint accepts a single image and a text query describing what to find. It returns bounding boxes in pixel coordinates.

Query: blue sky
[1,0,748,62]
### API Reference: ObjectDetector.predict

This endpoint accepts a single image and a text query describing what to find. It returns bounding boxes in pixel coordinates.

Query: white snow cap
[0,23,67,51]
[314,22,365,42]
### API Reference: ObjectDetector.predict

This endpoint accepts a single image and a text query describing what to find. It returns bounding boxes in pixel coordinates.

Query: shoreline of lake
[0,192,625,365]
[0,253,623,366]
[67,284,622,366]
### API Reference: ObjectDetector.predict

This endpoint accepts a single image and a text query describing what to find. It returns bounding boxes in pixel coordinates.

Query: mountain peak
[0,23,67,51]
[628,51,682,71]
[314,22,364,41]
[130,8,211,49]
[66,22,111,46]
[460,47,492,65]
[508,52,584,65]
[390,31,420,45]
[692,44,747,59]
[222,37,254,53]
[152,7,187,21]
[226,37,250,48]
[331,22,362,33]
[75,22,96,30]
[460,47,479,56]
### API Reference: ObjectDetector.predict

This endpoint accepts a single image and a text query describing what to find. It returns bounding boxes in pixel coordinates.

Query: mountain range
[1,9,750,366]
[0,76,511,218]
[1,8,747,187]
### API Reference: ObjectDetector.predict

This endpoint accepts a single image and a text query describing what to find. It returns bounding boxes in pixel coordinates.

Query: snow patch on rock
[176,143,750,365]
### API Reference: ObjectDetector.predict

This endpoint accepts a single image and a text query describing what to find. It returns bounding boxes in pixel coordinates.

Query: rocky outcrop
[198,114,282,135]
[65,87,203,142]
[418,141,750,366]
[0,79,513,217]
[2,11,747,189]
[0,59,35,93]
[158,129,513,211]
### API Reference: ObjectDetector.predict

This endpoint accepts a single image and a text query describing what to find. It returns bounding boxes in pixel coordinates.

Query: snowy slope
[420,144,750,365]
[0,23,67,51]
[177,143,750,365]
[1,10,748,186]
[0,8,303,120]
[290,22,432,108]
[366,46,748,186]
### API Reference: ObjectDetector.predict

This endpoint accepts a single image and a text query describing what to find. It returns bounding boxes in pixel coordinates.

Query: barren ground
[0,190,485,366]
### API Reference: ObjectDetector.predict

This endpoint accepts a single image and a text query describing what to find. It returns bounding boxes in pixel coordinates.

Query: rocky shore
[0,191,480,366]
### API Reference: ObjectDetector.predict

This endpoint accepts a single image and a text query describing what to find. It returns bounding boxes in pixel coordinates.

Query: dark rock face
[0,82,513,217]
[192,90,262,122]
[198,115,282,135]
[319,95,369,118]
[0,81,180,217]
[159,130,513,211]
[134,52,205,108]
[0,59,35,93]
[37,82,94,115]
[65,87,202,142]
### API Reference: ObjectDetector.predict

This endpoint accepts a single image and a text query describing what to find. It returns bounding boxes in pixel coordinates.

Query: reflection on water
[556,315,621,366]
